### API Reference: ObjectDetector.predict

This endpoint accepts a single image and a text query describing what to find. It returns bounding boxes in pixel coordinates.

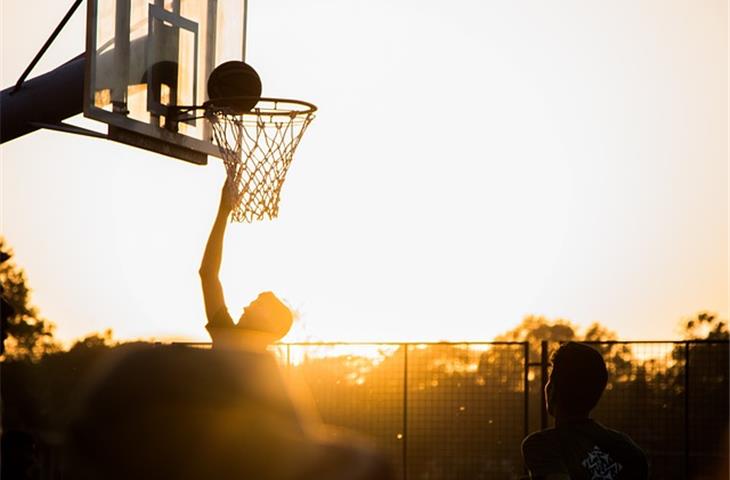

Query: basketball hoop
[165,60,316,222]
[203,97,317,222]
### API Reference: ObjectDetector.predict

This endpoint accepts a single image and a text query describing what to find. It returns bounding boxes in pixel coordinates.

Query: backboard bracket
[108,125,208,165]
[29,121,107,140]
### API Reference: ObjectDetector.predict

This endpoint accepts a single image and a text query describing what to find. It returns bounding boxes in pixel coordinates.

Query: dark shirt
[204,307,299,418]
[522,419,648,479]
[206,306,285,346]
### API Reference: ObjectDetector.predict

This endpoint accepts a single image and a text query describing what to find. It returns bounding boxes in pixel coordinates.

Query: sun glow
[1,0,726,347]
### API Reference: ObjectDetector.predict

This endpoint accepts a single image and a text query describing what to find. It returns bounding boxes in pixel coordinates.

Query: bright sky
[1,0,727,346]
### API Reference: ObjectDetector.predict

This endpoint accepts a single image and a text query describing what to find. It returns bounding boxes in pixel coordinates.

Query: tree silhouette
[679,312,728,341]
[671,312,729,477]
[492,315,576,357]
[0,238,59,360]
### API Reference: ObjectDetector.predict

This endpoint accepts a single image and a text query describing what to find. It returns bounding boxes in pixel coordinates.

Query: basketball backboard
[84,0,246,164]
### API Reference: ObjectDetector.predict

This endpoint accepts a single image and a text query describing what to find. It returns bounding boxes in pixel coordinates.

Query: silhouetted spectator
[65,344,393,479]
[522,342,648,479]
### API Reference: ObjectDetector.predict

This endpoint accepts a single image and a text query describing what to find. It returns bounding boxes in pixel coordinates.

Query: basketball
[207,61,262,113]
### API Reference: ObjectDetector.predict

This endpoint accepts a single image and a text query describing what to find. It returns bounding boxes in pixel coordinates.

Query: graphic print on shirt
[581,445,623,480]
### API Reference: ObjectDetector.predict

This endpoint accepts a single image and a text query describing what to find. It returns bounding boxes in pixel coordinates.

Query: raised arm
[199,182,234,324]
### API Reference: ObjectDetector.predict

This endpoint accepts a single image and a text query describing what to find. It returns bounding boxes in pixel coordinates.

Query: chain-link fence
[5,340,727,479]
[275,342,530,480]
[274,340,728,480]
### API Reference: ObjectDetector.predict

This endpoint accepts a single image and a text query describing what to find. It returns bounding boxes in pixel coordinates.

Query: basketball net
[206,99,315,222]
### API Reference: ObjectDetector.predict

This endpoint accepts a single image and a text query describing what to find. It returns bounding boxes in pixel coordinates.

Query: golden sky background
[1,0,728,345]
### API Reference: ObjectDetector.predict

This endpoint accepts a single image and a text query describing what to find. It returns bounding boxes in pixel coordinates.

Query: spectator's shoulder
[601,424,645,453]
[617,430,649,478]
[522,429,569,478]
[616,429,648,464]
[595,423,649,478]
[522,428,560,457]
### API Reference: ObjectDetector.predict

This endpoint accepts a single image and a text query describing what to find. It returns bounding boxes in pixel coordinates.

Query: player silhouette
[199,180,293,350]
[65,180,393,479]
[522,342,648,479]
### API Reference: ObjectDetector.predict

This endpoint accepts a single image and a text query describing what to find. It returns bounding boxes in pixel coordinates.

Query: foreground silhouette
[66,344,392,479]
[522,342,648,479]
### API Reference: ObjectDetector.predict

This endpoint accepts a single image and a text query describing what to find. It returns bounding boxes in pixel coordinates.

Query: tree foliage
[0,238,60,360]
[680,311,728,340]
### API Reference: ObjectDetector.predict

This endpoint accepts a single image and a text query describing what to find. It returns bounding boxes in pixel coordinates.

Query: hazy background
[1,0,727,345]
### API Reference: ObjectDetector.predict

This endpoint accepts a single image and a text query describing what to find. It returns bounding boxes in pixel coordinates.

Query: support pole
[684,342,690,479]
[1,54,85,144]
[523,342,530,439]
[402,344,408,480]
[540,340,549,430]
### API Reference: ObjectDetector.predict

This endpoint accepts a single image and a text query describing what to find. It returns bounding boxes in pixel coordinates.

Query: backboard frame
[83,0,247,164]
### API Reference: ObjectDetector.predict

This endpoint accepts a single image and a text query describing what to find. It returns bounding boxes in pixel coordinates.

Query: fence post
[684,342,690,479]
[540,340,549,430]
[402,343,408,480]
[524,342,530,440]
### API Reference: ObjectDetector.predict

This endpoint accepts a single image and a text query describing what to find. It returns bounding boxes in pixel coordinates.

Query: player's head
[545,342,608,418]
[239,291,293,343]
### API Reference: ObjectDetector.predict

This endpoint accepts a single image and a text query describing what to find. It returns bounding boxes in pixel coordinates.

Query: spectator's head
[66,343,392,480]
[545,342,608,418]
[65,344,307,479]
[239,291,293,343]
